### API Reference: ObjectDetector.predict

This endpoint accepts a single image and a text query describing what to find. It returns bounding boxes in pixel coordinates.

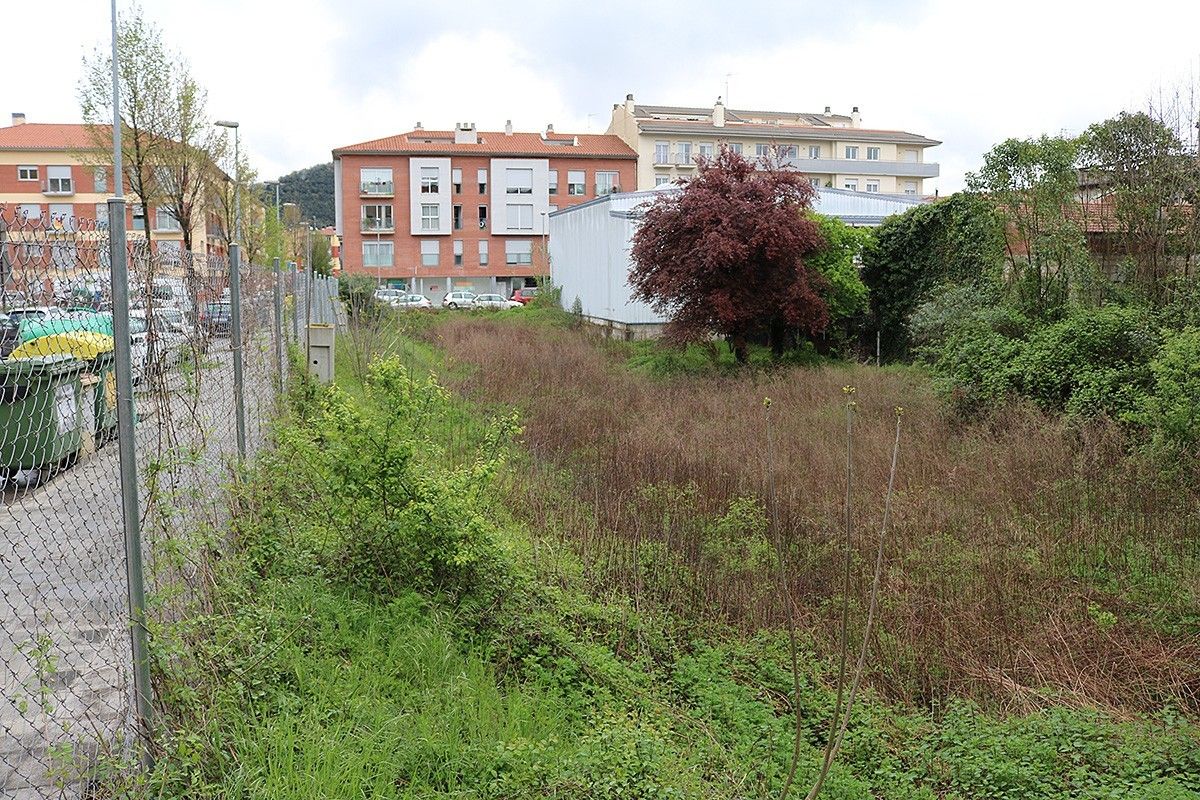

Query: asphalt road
[0,334,280,797]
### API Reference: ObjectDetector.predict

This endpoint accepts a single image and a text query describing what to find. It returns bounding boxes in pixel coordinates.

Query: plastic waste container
[0,355,86,472]
[8,332,119,446]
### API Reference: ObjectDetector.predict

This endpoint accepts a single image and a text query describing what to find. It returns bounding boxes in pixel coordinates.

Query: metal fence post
[273,257,283,391]
[107,197,154,762]
[290,262,299,342]
[229,243,247,460]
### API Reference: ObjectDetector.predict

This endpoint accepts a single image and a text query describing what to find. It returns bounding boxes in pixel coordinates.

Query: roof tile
[0,123,102,151]
[334,130,636,159]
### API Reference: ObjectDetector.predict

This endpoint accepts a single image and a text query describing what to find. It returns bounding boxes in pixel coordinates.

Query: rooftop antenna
[725,73,734,107]
[586,113,595,132]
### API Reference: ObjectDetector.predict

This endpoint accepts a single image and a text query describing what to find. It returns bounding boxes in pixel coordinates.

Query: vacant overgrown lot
[425,315,1200,715]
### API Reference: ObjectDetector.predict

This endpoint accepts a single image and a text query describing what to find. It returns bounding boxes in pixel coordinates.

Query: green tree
[805,214,871,352]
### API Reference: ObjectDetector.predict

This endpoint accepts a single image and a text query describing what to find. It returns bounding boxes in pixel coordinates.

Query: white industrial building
[548,187,924,336]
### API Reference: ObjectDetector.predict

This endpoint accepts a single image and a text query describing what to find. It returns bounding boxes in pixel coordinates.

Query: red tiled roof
[334,130,636,159]
[0,123,102,151]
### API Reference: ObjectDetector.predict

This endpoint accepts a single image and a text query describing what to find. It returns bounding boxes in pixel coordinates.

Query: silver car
[442,291,477,310]
[472,293,522,310]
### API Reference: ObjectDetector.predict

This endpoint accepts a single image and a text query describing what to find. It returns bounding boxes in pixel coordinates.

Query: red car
[510,287,540,305]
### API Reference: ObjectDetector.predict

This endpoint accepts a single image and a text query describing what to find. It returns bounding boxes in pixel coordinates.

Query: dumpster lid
[0,353,87,377]
[9,332,115,361]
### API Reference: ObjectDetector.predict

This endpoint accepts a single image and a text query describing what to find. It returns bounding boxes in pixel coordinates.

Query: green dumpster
[0,355,86,472]
[88,349,118,443]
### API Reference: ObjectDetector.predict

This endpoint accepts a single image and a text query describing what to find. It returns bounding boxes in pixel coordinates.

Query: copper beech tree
[629,148,828,361]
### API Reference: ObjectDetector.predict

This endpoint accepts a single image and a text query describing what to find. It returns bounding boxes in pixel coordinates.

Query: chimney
[504,119,513,136]
[625,93,635,114]
[454,122,478,144]
[850,106,861,127]
[712,96,725,128]
[415,121,423,130]
[545,123,554,137]
[12,112,26,126]
[824,106,832,116]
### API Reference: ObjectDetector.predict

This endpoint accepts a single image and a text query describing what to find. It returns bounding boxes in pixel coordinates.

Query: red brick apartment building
[333,122,636,300]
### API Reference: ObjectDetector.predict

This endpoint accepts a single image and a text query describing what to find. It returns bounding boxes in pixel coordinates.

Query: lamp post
[214,120,240,243]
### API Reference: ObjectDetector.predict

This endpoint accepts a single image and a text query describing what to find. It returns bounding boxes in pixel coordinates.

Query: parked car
[200,301,233,336]
[5,306,63,326]
[472,293,522,310]
[132,309,190,379]
[374,288,405,306]
[394,294,432,310]
[129,314,150,383]
[0,314,20,358]
[510,287,540,305]
[442,291,477,310]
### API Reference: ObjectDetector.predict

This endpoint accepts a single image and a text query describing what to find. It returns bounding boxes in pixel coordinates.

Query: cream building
[607,95,940,195]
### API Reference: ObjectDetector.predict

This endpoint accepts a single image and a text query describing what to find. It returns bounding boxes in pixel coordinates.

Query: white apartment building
[607,95,940,195]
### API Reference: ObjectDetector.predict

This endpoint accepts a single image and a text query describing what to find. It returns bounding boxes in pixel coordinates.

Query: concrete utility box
[307,323,335,383]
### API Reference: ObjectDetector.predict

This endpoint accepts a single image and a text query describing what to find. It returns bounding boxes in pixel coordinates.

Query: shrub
[1128,327,1200,455]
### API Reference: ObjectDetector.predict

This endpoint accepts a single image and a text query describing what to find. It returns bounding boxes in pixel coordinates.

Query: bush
[1129,327,1200,455]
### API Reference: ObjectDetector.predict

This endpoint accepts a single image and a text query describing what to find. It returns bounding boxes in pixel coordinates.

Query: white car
[374,288,405,305]
[472,293,522,310]
[5,306,64,326]
[131,309,189,380]
[442,291,477,310]
[394,294,432,310]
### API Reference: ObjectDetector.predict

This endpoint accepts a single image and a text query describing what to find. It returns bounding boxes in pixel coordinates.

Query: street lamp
[214,120,240,243]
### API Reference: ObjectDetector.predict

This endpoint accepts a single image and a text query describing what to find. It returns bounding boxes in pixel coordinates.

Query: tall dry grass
[426,317,1200,714]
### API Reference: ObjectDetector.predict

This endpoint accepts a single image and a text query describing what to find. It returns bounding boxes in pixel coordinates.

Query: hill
[268,162,335,228]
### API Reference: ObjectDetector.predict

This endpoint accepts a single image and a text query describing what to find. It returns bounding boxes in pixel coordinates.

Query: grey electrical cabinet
[307,323,335,383]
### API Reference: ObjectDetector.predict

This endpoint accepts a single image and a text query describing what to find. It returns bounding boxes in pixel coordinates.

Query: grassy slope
[140,319,1200,799]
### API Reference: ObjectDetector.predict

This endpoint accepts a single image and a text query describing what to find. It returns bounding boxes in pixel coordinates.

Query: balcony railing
[595,184,621,196]
[43,181,74,196]
[653,152,671,165]
[361,219,395,232]
[778,156,940,178]
[360,180,394,196]
[673,152,695,166]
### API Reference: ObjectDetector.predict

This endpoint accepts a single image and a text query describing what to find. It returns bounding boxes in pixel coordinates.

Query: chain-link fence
[0,207,317,797]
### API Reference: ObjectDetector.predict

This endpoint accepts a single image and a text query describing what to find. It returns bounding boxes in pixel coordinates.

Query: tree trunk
[769,318,786,359]
[732,334,749,364]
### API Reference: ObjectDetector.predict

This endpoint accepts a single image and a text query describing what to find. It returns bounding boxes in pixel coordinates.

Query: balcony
[360,180,394,196]
[595,184,621,196]
[673,153,695,168]
[653,152,671,166]
[779,156,940,178]
[361,219,395,233]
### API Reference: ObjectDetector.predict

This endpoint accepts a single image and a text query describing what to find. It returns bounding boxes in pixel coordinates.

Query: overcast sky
[8,0,1200,192]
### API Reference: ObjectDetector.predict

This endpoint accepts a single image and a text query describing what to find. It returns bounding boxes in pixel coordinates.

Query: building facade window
[654,176,671,187]
[567,170,585,195]
[809,145,822,159]
[809,177,821,187]
[478,240,488,265]
[904,181,918,195]
[453,239,463,266]
[508,203,534,230]
[478,205,488,229]
[866,147,880,160]
[361,167,393,195]
[477,168,488,193]
[421,204,440,230]
[843,179,858,191]
[15,203,40,222]
[698,143,714,160]
[18,165,38,182]
[420,166,439,193]
[778,145,798,160]
[596,171,619,195]
[505,239,532,265]
[654,141,669,164]
[548,170,558,194]
[154,207,182,232]
[755,143,771,158]
[156,241,181,264]
[452,168,462,193]
[676,142,693,164]
[420,240,440,266]
[46,166,73,194]
[506,168,533,194]
[95,203,109,229]
[453,205,462,230]
[49,203,73,229]
[361,204,393,230]
[728,142,743,154]
[845,146,859,159]
[132,204,146,231]
[93,167,108,192]
[865,181,879,193]
[363,241,394,267]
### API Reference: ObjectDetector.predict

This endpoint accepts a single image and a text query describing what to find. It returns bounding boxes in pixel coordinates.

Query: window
[46,165,73,194]
[903,149,918,163]
[155,206,182,232]
[809,177,821,187]
[18,165,38,182]
[845,146,859,159]
[478,240,488,266]
[478,205,488,229]
[866,147,880,160]
[843,179,858,191]
[420,166,439,193]
[506,168,533,194]
[132,204,146,231]
[755,143,771,158]
[477,168,487,193]
[698,143,714,160]
[361,204,393,230]
[728,142,743,155]
[421,204,440,231]
[93,167,108,192]
[654,141,669,164]
[361,167,393,195]
[904,181,918,195]
[95,203,109,230]
[420,240,440,266]
[452,168,462,193]
[548,170,558,195]
[808,145,821,159]
[508,204,534,230]
[362,241,394,267]
[596,171,619,195]
[453,205,462,230]
[777,145,798,160]
[453,239,463,266]
[49,203,72,230]
[505,239,532,265]
[15,203,39,222]
[157,240,182,264]
[567,170,585,195]
[654,176,671,187]
[865,181,879,193]
[676,142,692,164]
